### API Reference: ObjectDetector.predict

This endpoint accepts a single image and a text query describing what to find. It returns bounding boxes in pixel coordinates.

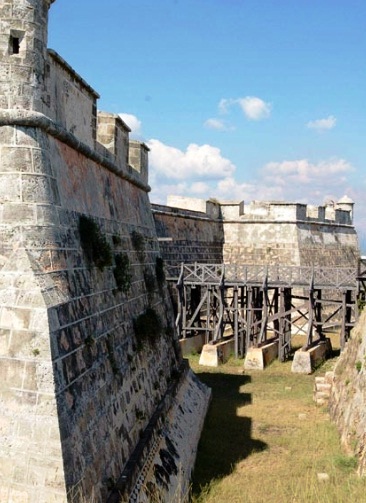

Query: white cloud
[218,98,235,115]
[238,96,272,120]
[191,181,211,194]
[262,158,353,186]
[217,96,271,121]
[148,142,363,250]
[147,139,236,180]
[204,118,227,130]
[118,113,142,135]
[307,115,337,131]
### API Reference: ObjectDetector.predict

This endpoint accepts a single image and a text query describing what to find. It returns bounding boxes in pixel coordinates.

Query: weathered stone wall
[329,310,366,475]
[152,203,224,267]
[155,197,359,270]
[0,117,210,503]
[45,50,99,148]
[297,223,359,267]
[223,221,301,266]
[0,2,211,502]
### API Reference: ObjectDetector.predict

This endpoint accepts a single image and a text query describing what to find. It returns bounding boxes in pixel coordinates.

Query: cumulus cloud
[262,158,353,185]
[118,113,142,135]
[147,139,236,180]
[238,96,272,120]
[204,118,227,130]
[217,96,271,121]
[307,115,337,131]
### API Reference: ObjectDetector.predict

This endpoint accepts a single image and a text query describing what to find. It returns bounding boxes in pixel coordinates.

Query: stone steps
[313,372,334,406]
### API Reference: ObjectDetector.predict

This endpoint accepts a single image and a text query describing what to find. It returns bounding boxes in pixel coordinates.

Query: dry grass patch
[190,354,366,503]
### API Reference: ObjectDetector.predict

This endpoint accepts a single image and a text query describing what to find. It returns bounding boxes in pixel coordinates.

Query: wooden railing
[167,263,358,290]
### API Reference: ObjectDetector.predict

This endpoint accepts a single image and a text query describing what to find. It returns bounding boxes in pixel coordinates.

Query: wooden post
[246,287,253,350]
[340,290,347,350]
[234,286,239,358]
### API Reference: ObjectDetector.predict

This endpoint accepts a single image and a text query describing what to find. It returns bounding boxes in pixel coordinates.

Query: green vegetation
[144,268,156,294]
[113,253,131,292]
[84,335,95,347]
[190,355,366,503]
[112,234,121,246]
[79,215,112,270]
[134,308,162,345]
[356,360,362,373]
[357,295,366,312]
[131,230,145,261]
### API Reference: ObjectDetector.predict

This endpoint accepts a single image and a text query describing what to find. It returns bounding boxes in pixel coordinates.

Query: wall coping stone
[0,109,151,193]
[152,204,354,229]
[48,49,100,99]
[151,204,218,222]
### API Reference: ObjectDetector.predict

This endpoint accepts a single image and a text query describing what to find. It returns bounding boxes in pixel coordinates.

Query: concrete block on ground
[179,333,206,356]
[199,338,234,367]
[244,340,279,370]
[292,338,332,374]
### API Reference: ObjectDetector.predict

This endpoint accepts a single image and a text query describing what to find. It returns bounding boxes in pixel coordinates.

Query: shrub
[131,230,145,261]
[134,308,162,345]
[334,455,358,472]
[144,268,156,294]
[79,215,112,270]
[112,234,121,246]
[113,253,131,292]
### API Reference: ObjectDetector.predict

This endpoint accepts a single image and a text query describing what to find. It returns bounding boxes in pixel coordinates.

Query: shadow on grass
[191,372,267,495]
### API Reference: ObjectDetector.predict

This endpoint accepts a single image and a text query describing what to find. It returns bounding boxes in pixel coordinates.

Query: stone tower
[0,2,68,500]
[0,0,55,111]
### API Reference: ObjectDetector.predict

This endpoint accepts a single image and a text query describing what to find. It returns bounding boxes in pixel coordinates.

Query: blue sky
[48,0,366,250]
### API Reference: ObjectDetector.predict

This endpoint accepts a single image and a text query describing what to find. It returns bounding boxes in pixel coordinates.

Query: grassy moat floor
[189,340,366,503]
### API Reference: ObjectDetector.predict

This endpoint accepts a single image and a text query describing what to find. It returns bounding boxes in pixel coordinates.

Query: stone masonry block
[21,174,53,203]
[2,203,36,224]
[0,306,31,330]
[32,148,54,176]
[0,359,25,388]
[0,174,21,202]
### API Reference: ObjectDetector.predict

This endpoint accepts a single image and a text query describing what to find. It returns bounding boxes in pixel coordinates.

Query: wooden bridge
[166,263,360,361]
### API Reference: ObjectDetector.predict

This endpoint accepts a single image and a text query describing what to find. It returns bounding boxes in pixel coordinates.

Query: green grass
[190,354,366,503]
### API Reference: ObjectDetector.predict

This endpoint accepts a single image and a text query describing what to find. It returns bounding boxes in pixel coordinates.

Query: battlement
[0,2,149,189]
[166,195,354,226]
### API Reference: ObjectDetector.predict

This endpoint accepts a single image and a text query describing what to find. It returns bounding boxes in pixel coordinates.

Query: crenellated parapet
[166,195,354,226]
[153,195,359,269]
[0,0,149,190]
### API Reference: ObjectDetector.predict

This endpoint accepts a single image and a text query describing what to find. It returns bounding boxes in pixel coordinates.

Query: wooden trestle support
[167,263,359,361]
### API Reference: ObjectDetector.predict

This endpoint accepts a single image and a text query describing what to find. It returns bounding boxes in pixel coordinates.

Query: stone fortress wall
[0,1,210,502]
[152,195,359,269]
[329,309,366,476]
[0,1,361,501]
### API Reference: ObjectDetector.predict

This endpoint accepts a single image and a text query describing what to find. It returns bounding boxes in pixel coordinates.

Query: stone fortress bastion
[0,1,210,502]
[153,194,359,270]
[0,1,362,502]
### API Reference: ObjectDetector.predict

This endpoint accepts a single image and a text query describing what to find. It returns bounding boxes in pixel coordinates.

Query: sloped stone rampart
[0,2,211,500]
[329,310,366,474]
[0,114,211,502]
